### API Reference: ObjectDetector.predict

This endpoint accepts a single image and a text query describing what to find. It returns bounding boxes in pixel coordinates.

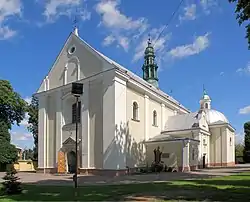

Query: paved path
[0,166,249,186]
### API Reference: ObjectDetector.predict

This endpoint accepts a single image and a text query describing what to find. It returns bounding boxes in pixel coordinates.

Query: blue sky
[0,0,249,149]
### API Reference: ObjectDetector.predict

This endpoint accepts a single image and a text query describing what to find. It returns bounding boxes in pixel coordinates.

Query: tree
[0,80,26,129]
[0,80,26,170]
[1,165,22,195]
[27,95,38,160]
[0,122,18,171]
[229,0,250,49]
[235,143,244,156]
[243,121,250,162]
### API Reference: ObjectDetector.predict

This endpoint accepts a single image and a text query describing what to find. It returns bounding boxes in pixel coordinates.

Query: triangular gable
[37,32,73,93]
[37,32,115,93]
[63,137,75,145]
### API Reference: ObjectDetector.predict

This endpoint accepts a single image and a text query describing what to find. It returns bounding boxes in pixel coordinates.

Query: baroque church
[36,28,235,175]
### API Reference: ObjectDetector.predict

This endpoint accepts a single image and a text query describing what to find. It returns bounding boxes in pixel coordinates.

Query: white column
[64,64,68,85]
[81,82,90,168]
[45,76,49,91]
[38,95,47,169]
[144,95,149,140]
[55,91,62,165]
[43,79,47,91]
[77,63,80,81]
[161,103,165,130]
[182,140,190,171]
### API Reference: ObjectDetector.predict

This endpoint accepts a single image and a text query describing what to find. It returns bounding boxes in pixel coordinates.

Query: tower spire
[142,34,159,88]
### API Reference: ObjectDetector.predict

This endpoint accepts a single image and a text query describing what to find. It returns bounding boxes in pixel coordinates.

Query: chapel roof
[164,112,200,131]
[164,108,231,132]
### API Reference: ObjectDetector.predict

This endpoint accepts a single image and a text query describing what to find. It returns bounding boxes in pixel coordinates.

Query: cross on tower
[72,8,80,30]
[147,33,151,45]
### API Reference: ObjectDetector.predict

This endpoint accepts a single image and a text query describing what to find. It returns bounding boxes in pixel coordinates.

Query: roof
[203,109,229,125]
[164,112,200,131]
[145,134,200,144]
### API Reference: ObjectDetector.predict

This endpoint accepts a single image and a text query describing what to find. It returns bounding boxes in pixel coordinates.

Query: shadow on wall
[103,121,145,170]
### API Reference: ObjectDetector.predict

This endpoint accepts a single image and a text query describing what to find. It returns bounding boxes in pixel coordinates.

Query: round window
[68,46,76,54]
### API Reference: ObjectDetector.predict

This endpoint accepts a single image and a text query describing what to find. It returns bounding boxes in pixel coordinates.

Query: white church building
[36,28,235,175]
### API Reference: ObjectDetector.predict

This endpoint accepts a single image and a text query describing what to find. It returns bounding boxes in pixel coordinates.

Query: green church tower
[142,37,159,88]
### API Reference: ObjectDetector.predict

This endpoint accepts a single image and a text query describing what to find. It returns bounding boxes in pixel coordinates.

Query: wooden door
[57,151,66,173]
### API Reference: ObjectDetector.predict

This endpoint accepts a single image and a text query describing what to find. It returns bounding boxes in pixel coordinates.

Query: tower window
[132,102,139,121]
[153,110,157,126]
[230,137,232,146]
[72,101,81,123]
[205,103,208,109]
[150,67,154,78]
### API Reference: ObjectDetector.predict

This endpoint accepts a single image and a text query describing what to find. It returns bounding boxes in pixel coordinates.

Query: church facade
[36,29,235,175]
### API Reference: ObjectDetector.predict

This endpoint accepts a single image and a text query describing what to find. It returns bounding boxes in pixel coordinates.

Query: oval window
[68,46,76,54]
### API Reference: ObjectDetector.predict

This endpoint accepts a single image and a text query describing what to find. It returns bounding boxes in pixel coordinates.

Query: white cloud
[95,0,148,51]
[11,131,33,141]
[20,112,30,127]
[200,0,217,15]
[236,62,250,76]
[0,0,22,40]
[43,0,90,23]
[103,35,115,46]
[235,131,244,145]
[24,97,32,105]
[239,105,250,115]
[179,4,196,22]
[168,32,210,59]
[219,72,224,76]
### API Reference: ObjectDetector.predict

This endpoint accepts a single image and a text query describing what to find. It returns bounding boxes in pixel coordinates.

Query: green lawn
[1,173,250,201]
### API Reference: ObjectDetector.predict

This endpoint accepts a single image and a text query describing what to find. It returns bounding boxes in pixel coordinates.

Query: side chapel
[36,28,235,174]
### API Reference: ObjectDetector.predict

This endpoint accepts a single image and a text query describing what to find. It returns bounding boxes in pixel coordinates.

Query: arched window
[72,101,81,123]
[153,110,157,126]
[205,103,208,109]
[230,137,232,146]
[132,102,139,120]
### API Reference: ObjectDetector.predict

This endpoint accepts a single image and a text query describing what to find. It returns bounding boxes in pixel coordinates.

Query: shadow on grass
[1,174,250,201]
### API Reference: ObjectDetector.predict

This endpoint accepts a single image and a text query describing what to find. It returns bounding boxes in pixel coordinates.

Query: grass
[1,173,250,201]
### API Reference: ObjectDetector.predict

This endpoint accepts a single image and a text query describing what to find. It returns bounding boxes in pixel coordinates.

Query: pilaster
[55,91,63,164]
[77,63,80,81]
[64,64,68,85]
[144,95,149,140]
[38,95,47,169]
[161,103,165,130]
[81,82,90,168]
[182,140,190,171]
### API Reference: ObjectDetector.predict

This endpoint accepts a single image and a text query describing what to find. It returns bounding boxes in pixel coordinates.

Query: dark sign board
[72,83,83,95]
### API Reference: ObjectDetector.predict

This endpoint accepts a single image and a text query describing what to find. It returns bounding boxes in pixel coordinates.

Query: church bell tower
[142,36,159,88]
[200,87,211,110]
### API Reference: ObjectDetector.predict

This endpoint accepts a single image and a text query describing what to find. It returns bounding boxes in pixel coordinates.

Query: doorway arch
[67,151,76,173]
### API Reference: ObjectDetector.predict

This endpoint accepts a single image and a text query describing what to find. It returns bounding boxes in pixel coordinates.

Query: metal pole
[75,96,79,189]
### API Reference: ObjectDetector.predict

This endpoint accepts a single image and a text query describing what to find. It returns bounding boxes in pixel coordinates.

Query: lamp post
[71,82,83,190]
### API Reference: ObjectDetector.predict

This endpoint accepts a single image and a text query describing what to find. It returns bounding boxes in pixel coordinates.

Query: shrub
[1,165,22,195]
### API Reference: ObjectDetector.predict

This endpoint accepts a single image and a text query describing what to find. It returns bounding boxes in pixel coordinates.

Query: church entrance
[67,151,76,173]
[202,154,206,168]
